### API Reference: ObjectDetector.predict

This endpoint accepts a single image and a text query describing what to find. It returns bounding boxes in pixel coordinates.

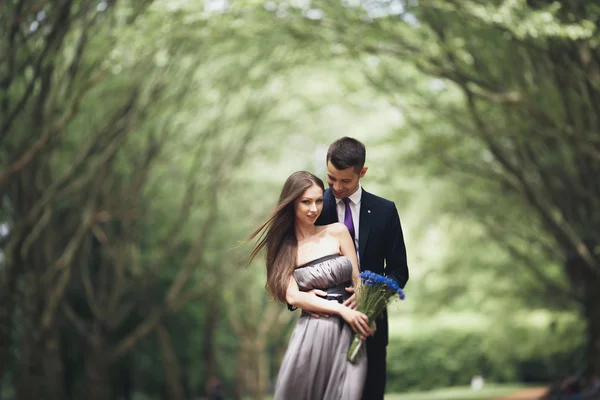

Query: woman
[247,171,372,400]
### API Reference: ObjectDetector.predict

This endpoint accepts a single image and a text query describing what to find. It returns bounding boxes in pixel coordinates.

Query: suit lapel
[358,189,371,263]
[325,189,338,224]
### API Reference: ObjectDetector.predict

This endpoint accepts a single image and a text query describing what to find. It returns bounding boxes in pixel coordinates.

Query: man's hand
[306,289,330,318]
[343,286,356,309]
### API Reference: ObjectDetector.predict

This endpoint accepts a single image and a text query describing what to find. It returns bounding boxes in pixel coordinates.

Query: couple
[248,137,409,400]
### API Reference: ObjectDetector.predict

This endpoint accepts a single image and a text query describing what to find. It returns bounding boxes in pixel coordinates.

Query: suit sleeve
[384,202,409,288]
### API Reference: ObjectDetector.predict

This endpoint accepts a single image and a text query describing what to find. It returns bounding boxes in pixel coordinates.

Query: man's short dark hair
[326,137,366,172]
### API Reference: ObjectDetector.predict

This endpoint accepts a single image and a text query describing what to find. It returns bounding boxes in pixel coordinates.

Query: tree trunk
[271,339,288,394]
[583,278,600,377]
[112,360,133,400]
[233,337,269,400]
[204,295,222,399]
[85,337,111,400]
[203,295,221,381]
[16,335,43,400]
[0,194,26,383]
[234,339,251,400]
[156,324,185,400]
[0,260,19,383]
[16,332,43,400]
[44,327,67,400]
[253,338,268,400]
[16,270,44,400]
[232,348,245,400]
[566,248,600,377]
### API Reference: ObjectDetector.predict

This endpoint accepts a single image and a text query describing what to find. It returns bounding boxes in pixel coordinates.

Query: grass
[255,383,528,400]
[384,384,527,400]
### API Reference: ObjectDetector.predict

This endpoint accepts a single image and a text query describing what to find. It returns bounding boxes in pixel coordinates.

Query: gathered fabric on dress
[274,254,367,400]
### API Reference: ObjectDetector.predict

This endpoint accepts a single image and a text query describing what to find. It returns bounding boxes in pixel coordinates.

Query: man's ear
[360,166,368,178]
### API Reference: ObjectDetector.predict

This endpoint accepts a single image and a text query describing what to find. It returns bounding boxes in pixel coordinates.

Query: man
[316,136,409,399]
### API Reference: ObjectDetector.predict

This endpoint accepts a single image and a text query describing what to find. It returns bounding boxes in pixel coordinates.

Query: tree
[247,0,600,376]
[353,0,600,375]
[0,1,295,398]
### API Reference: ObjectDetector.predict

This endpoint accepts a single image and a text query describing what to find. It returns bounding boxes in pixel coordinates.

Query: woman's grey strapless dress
[274,254,367,400]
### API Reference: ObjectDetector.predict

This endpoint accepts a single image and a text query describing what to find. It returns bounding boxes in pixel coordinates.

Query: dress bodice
[294,254,352,291]
[277,253,367,400]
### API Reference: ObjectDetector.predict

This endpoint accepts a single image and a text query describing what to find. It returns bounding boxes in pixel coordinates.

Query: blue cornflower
[359,271,405,299]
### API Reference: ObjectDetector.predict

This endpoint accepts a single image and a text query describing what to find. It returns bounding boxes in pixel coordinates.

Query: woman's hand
[305,289,331,318]
[339,307,373,339]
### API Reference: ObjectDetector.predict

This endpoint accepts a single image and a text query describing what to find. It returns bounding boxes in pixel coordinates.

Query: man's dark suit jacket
[316,187,409,346]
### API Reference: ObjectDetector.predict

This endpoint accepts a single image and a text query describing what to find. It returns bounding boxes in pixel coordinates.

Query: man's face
[326,161,367,199]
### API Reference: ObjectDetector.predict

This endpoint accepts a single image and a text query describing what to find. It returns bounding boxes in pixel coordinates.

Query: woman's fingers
[352,314,372,337]
[344,310,372,337]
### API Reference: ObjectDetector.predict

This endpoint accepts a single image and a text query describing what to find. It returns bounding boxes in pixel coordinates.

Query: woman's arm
[285,274,372,337]
[285,275,344,315]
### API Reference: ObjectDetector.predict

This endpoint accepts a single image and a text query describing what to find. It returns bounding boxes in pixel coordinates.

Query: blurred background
[1,1,599,399]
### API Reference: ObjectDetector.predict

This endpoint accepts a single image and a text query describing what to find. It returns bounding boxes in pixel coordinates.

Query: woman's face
[294,184,324,226]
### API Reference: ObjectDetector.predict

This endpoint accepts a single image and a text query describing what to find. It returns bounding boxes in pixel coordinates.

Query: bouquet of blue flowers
[347,271,406,364]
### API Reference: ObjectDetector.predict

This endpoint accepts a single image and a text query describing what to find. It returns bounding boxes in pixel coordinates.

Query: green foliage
[3,0,599,398]
[386,312,585,392]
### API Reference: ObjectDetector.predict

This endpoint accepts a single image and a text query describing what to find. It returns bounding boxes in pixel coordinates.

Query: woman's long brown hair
[247,171,325,303]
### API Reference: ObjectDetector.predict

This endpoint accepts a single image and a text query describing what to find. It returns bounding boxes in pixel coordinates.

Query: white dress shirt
[334,185,362,261]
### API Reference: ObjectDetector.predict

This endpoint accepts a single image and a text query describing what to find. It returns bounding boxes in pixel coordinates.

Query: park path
[492,387,548,400]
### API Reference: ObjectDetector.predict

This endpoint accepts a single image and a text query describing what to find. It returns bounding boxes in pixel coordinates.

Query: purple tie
[342,198,355,243]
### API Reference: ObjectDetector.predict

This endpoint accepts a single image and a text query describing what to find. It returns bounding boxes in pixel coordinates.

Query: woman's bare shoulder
[320,222,346,236]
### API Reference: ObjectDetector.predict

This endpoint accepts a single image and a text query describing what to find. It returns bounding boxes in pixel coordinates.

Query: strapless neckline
[296,253,344,269]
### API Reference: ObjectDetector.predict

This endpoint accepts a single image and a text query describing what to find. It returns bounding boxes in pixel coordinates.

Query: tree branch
[0,70,108,189]
[0,0,74,143]
[462,87,599,274]
[41,203,96,332]
[61,302,93,344]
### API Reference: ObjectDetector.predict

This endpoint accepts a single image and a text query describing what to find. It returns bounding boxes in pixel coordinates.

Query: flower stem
[347,335,363,364]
